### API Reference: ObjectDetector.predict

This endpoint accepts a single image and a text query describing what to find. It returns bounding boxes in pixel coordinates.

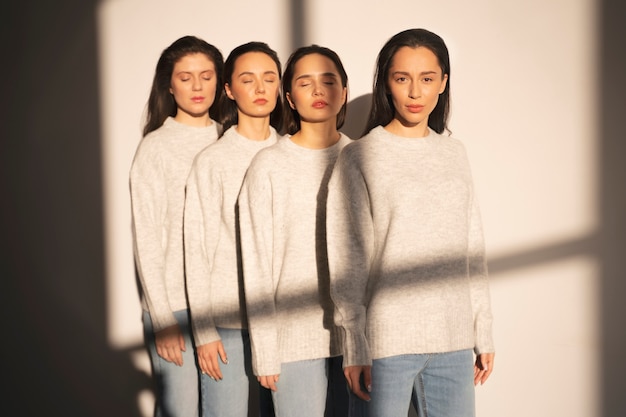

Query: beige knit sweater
[238,134,352,376]
[184,126,279,346]
[327,126,495,368]
[130,117,220,332]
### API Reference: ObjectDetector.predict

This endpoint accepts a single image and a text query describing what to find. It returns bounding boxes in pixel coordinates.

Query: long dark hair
[281,45,348,135]
[218,41,283,134]
[142,35,224,137]
[362,28,451,136]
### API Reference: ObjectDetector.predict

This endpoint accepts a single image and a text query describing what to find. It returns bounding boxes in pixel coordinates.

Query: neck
[291,120,340,149]
[384,118,429,138]
[174,111,212,128]
[236,114,271,141]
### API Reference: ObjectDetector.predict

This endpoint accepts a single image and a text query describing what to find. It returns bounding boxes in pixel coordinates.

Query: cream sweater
[327,126,495,367]
[184,126,279,346]
[130,117,220,332]
[238,134,352,376]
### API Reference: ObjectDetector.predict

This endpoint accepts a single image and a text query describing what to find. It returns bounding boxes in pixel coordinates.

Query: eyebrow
[237,70,278,77]
[295,72,338,81]
[391,70,439,77]
[175,69,215,75]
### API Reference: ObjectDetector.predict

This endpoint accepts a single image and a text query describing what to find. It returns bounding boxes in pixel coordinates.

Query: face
[169,53,218,122]
[225,52,280,119]
[386,46,448,133]
[286,53,347,125]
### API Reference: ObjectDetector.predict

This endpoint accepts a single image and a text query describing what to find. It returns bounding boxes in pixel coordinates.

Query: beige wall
[97,1,601,415]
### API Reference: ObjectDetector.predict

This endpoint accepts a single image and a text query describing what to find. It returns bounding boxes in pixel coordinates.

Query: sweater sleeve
[238,162,281,376]
[467,190,495,354]
[130,145,177,332]
[184,152,222,346]
[327,149,374,367]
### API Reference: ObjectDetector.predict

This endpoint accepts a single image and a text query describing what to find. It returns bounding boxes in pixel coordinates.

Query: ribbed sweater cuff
[343,330,372,367]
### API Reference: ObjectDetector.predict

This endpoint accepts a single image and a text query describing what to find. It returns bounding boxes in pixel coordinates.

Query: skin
[225,51,280,141]
[169,52,218,127]
[155,52,218,367]
[384,46,448,138]
[286,53,347,150]
[345,46,494,402]
[258,53,347,392]
[155,324,187,367]
[196,51,281,381]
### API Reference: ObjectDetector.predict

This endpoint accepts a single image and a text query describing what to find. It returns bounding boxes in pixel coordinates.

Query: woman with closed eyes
[238,45,352,417]
[184,41,283,417]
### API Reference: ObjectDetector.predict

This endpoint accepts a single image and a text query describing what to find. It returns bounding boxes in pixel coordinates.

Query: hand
[474,352,495,385]
[344,365,371,401]
[197,340,228,381]
[155,324,185,366]
[258,374,280,392]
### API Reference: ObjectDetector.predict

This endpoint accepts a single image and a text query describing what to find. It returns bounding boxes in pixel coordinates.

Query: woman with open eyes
[129,35,224,417]
[237,45,352,417]
[183,41,283,417]
[327,28,495,417]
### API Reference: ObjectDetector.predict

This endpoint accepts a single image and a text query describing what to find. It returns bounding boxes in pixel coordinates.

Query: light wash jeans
[143,309,200,417]
[271,358,328,417]
[369,349,475,417]
[201,328,254,417]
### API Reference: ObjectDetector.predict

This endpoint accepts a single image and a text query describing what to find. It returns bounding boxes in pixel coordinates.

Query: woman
[184,41,282,417]
[237,45,351,417]
[129,35,224,417]
[327,28,495,417]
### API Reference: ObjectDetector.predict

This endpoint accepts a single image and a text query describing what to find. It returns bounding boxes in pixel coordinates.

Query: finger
[156,345,165,360]
[197,352,206,373]
[479,358,494,384]
[348,370,370,401]
[218,344,229,365]
[178,332,186,352]
[353,386,371,401]
[474,369,484,386]
[210,354,223,380]
[258,376,270,390]
[343,369,354,391]
[267,375,279,392]
[363,367,372,393]
[171,347,184,366]
[480,367,493,384]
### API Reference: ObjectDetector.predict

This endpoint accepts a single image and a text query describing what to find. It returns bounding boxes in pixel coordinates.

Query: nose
[192,76,202,91]
[408,81,420,99]
[312,80,324,96]
[256,81,265,94]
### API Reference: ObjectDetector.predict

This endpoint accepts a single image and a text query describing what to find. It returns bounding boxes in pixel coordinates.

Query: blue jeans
[272,358,328,417]
[143,309,200,417]
[369,349,475,417]
[200,328,255,417]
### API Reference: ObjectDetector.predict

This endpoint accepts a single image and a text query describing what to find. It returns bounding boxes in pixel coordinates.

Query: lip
[254,98,268,105]
[312,100,327,109]
[406,104,424,113]
[191,96,205,103]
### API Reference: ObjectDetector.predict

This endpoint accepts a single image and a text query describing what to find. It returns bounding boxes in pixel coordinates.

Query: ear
[439,74,449,95]
[342,86,348,105]
[286,92,296,110]
[225,83,235,100]
[169,86,173,95]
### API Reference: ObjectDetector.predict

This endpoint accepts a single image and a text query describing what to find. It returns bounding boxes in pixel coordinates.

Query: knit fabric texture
[327,126,494,368]
[184,126,279,346]
[130,117,221,331]
[238,134,353,376]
